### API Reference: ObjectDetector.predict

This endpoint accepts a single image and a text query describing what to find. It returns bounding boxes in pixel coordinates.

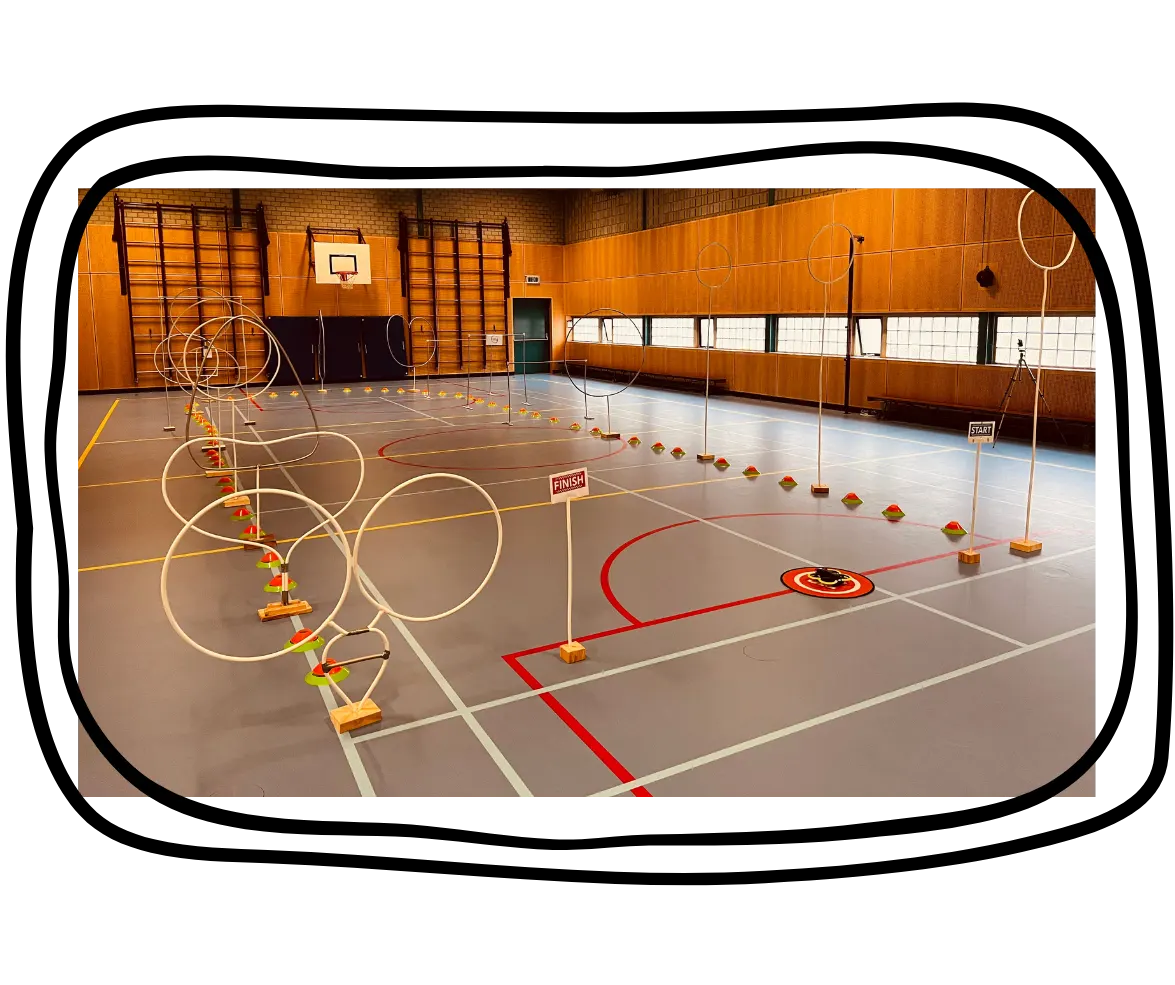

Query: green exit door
[512,298,550,374]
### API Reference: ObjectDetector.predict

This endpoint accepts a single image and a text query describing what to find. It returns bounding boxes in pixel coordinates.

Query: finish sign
[550,467,589,503]
[968,421,996,444]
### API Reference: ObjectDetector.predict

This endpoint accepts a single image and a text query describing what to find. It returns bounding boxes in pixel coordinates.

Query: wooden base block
[958,549,982,564]
[223,496,250,508]
[162,426,176,432]
[241,534,277,551]
[811,484,830,495]
[206,469,232,478]
[257,599,313,621]
[1009,538,1043,556]
[329,698,382,734]
[559,641,587,663]
[697,453,715,462]
[601,432,621,440]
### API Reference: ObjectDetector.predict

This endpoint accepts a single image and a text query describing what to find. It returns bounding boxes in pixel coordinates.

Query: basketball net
[337,271,355,290]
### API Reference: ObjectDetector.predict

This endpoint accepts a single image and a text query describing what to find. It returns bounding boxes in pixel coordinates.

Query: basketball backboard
[313,241,372,285]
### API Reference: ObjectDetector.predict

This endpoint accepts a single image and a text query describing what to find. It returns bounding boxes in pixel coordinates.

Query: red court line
[238,388,264,412]
[502,654,651,796]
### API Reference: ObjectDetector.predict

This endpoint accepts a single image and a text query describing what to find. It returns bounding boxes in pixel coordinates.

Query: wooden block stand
[958,549,982,565]
[1009,539,1043,556]
[330,699,382,734]
[811,484,830,495]
[697,453,715,463]
[559,641,587,664]
[258,599,313,621]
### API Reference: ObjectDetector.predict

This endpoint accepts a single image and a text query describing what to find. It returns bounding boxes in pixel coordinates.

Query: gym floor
[77,372,1096,798]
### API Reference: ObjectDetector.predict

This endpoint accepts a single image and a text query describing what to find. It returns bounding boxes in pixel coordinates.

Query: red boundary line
[503,514,1028,797]
[238,387,264,412]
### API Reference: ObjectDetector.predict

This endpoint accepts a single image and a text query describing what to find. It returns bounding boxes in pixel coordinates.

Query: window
[856,318,883,357]
[994,315,1095,370]
[567,316,600,344]
[776,316,848,356]
[650,317,695,348]
[703,316,766,352]
[601,316,643,346]
[885,316,979,363]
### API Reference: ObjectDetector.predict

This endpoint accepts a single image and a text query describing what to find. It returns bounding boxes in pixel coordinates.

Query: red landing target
[781,566,876,599]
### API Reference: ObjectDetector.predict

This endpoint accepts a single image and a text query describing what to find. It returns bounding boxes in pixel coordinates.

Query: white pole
[702,290,712,456]
[565,497,573,645]
[1023,269,1048,542]
[970,442,981,554]
[817,284,827,487]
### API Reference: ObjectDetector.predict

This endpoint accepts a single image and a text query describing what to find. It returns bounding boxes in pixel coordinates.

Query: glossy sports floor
[77,372,1096,797]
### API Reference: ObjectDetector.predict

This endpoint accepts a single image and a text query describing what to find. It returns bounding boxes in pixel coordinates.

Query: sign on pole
[486,333,505,347]
[550,467,589,503]
[968,421,996,444]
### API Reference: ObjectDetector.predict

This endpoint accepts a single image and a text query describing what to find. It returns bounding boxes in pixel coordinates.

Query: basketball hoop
[337,271,355,290]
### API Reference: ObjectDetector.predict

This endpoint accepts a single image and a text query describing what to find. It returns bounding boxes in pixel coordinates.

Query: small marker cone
[841,491,863,506]
[519,407,529,415]
[381,387,389,393]
[570,422,582,431]
[268,392,278,399]
[256,551,282,569]
[290,391,300,397]
[364,386,373,393]
[455,392,464,399]
[421,389,429,397]
[217,477,234,487]
[488,401,497,408]
[230,507,252,522]
[882,503,906,520]
[550,417,559,424]
[304,658,349,687]
[289,628,326,654]
[652,442,665,452]
[475,398,484,404]
[531,412,542,419]
[343,387,352,393]
[264,574,297,593]
[742,465,761,478]
[671,447,685,458]
[779,475,797,488]
[239,524,265,541]
[218,486,235,496]
[590,426,602,435]
[942,520,968,536]
[628,436,641,445]
[397,388,405,394]
[713,458,730,470]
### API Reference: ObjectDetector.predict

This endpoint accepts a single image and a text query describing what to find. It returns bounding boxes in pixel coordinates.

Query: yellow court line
[77,465,793,573]
[79,435,592,488]
[78,399,120,470]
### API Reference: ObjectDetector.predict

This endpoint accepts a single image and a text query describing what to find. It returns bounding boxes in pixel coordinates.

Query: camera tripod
[994,342,1067,446]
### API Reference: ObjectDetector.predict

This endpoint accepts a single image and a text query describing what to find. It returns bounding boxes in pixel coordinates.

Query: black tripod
[994,340,1067,446]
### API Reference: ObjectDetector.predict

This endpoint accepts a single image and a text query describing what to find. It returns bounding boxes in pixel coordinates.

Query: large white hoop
[352,473,503,622]
[159,487,353,663]
[806,223,856,286]
[696,241,733,290]
[1018,190,1077,271]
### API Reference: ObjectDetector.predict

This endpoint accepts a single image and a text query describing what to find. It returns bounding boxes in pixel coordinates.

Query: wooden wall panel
[664,271,703,315]
[833,189,894,254]
[1049,238,1096,311]
[960,239,1052,312]
[779,196,836,262]
[885,361,958,405]
[984,187,1055,242]
[890,247,963,312]
[91,273,134,390]
[730,351,774,395]
[776,354,822,404]
[735,206,782,265]
[894,189,967,250]
[87,225,119,273]
[778,260,828,313]
[848,357,887,409]
[77,274,100,391]
[1055,188,1096,237]
[275,232,310,280]
[733,264,779,314]
[850,250,891,312]
[695,214,737,265]
[647,222,696,275]
[279,276,340,318]
[634,275,666,314]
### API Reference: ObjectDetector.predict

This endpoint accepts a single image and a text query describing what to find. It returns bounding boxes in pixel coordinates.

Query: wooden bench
[868,395,1094,445]
[586,367,727,394]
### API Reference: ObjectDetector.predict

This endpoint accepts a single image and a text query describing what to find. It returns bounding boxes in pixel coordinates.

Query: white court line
[591,466,1026,649]
[232,402,531,797]
[352,544,1093,747]
[588,623,1096,797]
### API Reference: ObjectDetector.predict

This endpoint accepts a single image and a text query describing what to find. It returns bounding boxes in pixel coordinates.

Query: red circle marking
[378,425,627,471]
[781,567,876,599]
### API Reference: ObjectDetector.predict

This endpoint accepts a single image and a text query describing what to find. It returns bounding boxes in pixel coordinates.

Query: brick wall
[81,187,565,242]
[564,188,846,242]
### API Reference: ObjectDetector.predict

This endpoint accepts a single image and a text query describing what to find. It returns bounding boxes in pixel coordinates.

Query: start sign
[485,333,505,346]
[549,468,589,503]
[968,421,996,444]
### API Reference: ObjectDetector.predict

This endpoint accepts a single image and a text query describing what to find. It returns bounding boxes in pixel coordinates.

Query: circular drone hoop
[806,223,856,286]
[352,473,503,622]
[561,307,647,399]
[160,487,353,663]
[1018,190,1077,271]
[695,241,733,290]
[386,315,439,374]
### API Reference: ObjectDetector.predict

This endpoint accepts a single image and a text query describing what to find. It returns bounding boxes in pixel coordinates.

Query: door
[360,315,408,382]
[320,317,365,382]
[512,298,550,374]
[264,316,317,387]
